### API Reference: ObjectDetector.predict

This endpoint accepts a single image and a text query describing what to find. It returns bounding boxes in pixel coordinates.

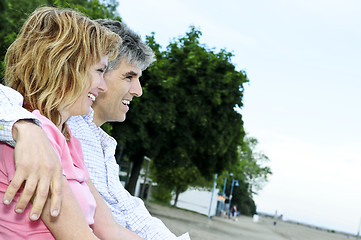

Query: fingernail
[30,214,39,221]
[51,210,59,216]
[15,209,23,213]
[3,199,10,205]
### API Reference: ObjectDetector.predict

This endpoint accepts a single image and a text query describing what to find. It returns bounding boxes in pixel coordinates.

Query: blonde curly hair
[5,7,121,137]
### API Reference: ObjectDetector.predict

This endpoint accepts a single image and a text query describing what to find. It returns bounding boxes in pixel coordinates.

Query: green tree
[53,0,120,20]
[218,135,272,216]
[151,163,204,206]
[239,136,272,193]
[112,27,248,196]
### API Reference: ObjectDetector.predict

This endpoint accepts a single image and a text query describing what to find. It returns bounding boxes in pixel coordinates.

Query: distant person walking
[273,210,278,226]
[231,205,238,221]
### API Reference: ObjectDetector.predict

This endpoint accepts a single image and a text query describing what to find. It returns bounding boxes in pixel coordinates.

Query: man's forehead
[106,59,140,74]
[120,61,142,76]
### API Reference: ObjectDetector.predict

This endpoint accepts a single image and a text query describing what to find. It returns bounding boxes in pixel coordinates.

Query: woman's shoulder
[32,110,66,150]
[32,110,59,130]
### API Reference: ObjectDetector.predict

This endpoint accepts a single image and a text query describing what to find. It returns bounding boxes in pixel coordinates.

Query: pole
[228,179,235,218]
[140,157,150,199]
[228,179,239,218]
[221,177,227,216]
[208,173,217,219]
[222,177,227,197]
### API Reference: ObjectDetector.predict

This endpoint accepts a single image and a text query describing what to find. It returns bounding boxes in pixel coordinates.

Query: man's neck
[92,114,105,127]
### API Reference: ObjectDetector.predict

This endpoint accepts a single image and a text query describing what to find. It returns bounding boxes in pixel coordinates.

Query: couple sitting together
[0,6,189,240]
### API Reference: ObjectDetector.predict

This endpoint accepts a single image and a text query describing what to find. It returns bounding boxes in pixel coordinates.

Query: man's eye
[97,69,104,73]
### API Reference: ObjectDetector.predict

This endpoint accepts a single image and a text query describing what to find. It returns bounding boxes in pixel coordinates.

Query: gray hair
[95,19,155,71]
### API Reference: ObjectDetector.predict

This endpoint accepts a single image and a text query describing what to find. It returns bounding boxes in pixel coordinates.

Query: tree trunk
[114,145,123,165]
[125,151,145,196]
[173,186,181,207]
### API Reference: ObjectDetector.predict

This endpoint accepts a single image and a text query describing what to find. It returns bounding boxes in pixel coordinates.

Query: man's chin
[117,115,126,122]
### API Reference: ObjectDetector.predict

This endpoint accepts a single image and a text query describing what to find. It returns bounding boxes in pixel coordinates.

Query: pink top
[0,110,96,239]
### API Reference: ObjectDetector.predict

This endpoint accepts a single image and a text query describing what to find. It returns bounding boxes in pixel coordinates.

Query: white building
[170,188,219,217]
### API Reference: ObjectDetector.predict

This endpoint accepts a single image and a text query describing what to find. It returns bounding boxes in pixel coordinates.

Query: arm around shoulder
[3,119,63,220]
[0,84,41,146]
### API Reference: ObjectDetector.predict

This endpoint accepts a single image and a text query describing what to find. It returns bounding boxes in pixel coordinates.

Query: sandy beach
[146,202,354,240]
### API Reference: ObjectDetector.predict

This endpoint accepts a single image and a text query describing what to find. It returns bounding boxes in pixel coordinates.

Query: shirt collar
[83,108,95,123]
[97,125,117,157]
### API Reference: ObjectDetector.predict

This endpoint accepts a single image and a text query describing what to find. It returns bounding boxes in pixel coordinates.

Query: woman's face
[63,55,109,122]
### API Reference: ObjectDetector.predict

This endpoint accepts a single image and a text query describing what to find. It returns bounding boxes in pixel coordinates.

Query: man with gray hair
[0,20,190,239]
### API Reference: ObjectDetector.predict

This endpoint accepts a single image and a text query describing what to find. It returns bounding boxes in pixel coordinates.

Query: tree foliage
[151,163,203,206]
[239,136,272,192]
[113,27,248,196]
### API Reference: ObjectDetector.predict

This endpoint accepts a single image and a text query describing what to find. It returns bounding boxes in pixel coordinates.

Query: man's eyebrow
[122,71,138,77]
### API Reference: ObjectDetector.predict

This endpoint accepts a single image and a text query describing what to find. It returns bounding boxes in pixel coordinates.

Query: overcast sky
[116,0,361,234]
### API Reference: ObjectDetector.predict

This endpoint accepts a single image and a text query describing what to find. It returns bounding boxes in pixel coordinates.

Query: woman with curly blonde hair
[0,7,141,240]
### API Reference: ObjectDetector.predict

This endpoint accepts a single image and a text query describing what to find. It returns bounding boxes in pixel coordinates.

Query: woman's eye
[97,69,104,73]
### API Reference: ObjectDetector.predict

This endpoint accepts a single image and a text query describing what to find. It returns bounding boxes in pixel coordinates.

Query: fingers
[14,175,39,219]
[25,161,63,220]
[9,120,64,219]
[4,161,63,221]
[3,171,25,205]
[49,168,63,217]
[29,177,51,220]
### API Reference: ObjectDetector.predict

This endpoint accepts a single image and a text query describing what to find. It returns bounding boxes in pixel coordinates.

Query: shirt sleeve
[0,84,41,147]
[120,190,191,240]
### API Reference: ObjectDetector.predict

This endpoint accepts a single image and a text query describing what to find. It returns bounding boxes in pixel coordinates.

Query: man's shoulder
[67,115,108,149]
[68,115,91,130]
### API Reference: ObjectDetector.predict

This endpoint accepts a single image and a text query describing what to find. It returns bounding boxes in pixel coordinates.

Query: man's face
[92,59,142,126]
